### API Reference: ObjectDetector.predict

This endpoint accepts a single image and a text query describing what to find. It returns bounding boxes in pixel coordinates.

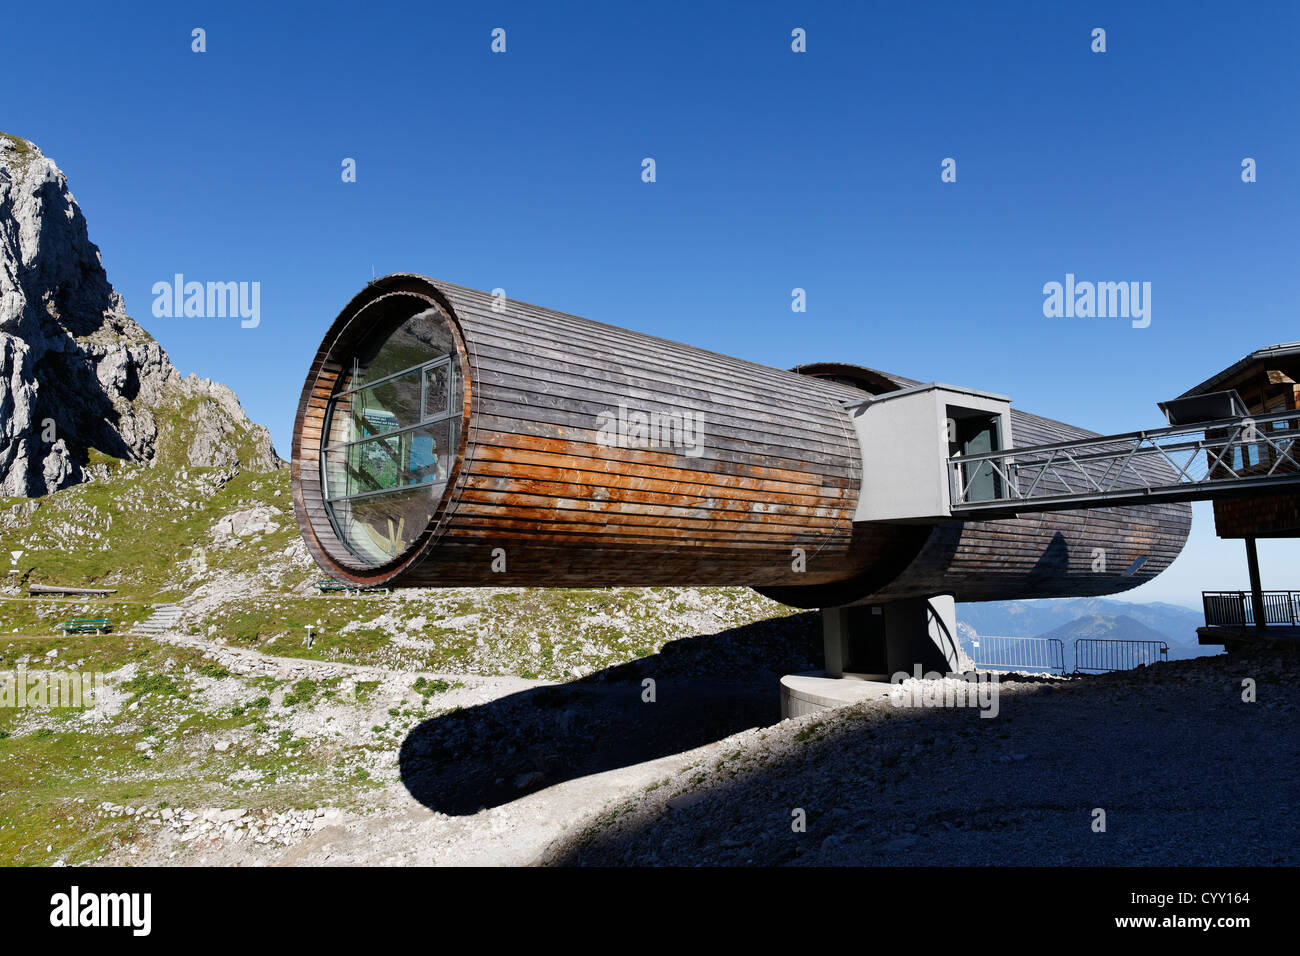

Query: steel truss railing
[950,408,1300,514]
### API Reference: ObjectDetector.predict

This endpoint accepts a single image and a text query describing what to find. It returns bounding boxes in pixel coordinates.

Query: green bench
[59,618,112,635]
[316,578,390,595]
[317,578,360,594]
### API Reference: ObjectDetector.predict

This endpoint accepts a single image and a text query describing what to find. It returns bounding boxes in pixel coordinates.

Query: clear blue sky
[5,0,1297,607]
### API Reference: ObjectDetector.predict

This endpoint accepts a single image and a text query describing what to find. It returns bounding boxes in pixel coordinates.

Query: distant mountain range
[956,598,1218,661]
[1038,613,1176,644]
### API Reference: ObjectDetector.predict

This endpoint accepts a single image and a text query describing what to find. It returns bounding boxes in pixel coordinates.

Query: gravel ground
[94,625,1298,867]
[546,647,1300,866]
[94,611,822,865]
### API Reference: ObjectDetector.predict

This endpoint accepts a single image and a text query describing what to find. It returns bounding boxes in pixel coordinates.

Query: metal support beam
[1246,536,1266,631]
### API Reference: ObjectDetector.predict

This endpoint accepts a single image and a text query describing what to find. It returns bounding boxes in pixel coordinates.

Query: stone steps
[134,603,183,635]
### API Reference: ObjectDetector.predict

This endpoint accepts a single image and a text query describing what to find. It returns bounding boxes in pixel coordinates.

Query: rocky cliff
[0,133,279,497]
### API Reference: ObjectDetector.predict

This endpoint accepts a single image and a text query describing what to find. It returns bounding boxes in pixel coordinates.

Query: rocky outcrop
[0,133,279,496]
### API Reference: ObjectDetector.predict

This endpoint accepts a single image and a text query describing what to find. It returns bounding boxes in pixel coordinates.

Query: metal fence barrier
[1073,638,1168,674]
[965,635,1066,675]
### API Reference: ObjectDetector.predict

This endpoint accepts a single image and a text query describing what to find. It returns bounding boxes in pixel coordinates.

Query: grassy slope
[0,389,297,601]
[0,631,427,864]
[0,455,790,679]
[0,402,798,863]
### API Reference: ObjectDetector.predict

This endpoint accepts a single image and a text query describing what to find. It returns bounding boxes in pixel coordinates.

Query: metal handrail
[962,408,1299,463]
[950,409,1300,510]
[1203,590,1300,627]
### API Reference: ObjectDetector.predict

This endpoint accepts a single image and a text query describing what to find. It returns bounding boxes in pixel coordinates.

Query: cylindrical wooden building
[291,275,1190,607]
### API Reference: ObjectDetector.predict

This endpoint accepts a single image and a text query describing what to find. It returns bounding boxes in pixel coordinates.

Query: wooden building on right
[1188,342,1300,649]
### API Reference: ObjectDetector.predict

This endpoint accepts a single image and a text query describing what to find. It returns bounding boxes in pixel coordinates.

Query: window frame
[320,354,459,506]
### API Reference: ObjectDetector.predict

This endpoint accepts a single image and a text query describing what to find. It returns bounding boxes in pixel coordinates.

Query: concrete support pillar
[821,607,850,679]
[820,595,974,679]
[882,595,974,675]
[1246,536,1266,631]
[923,594,976,674]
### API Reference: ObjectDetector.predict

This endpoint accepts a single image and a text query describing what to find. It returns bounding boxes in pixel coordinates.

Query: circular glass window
[320,307,463,564]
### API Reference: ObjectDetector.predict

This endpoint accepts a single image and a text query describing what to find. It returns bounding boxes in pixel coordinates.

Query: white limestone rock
[0,132,281,497]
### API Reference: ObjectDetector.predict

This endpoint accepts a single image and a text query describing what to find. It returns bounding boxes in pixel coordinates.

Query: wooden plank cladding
[1214,490,1300,538]
[754,399,1192,608]
[292,274,868,590]
[291,275,1191,606]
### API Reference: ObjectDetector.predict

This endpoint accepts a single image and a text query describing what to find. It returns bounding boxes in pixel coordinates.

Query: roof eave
[1179,341,1300,398]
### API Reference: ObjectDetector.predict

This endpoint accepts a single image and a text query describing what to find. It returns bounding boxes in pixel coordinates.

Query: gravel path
[101,627,802,866]
[546,648,1300,866]
[104,628,1299,867]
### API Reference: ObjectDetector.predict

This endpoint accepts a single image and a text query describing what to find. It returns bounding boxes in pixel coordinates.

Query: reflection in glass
[325,486,441,564]
[423,364,448,419]
[321,305,463,565]
[325,421,455,499]
[337,308,458,393]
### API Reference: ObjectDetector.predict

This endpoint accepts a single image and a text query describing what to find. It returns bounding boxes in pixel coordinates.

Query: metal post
[1245,537,1266,631]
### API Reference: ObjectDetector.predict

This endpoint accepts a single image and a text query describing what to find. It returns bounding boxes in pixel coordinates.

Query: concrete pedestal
[781,595,975,719]
[779,673,896,718]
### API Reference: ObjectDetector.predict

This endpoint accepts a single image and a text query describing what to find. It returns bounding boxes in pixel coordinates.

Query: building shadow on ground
[543,648,1300,867]
[398,612,821,815]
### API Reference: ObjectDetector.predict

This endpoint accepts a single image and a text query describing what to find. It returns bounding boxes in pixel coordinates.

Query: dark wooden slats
[419,281,863,586]
[293,275,865,589]
[464,326,861,424]
[293,275,1190,601]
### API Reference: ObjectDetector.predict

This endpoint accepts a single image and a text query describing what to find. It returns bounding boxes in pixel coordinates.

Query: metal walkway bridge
[950,407,1300,519]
